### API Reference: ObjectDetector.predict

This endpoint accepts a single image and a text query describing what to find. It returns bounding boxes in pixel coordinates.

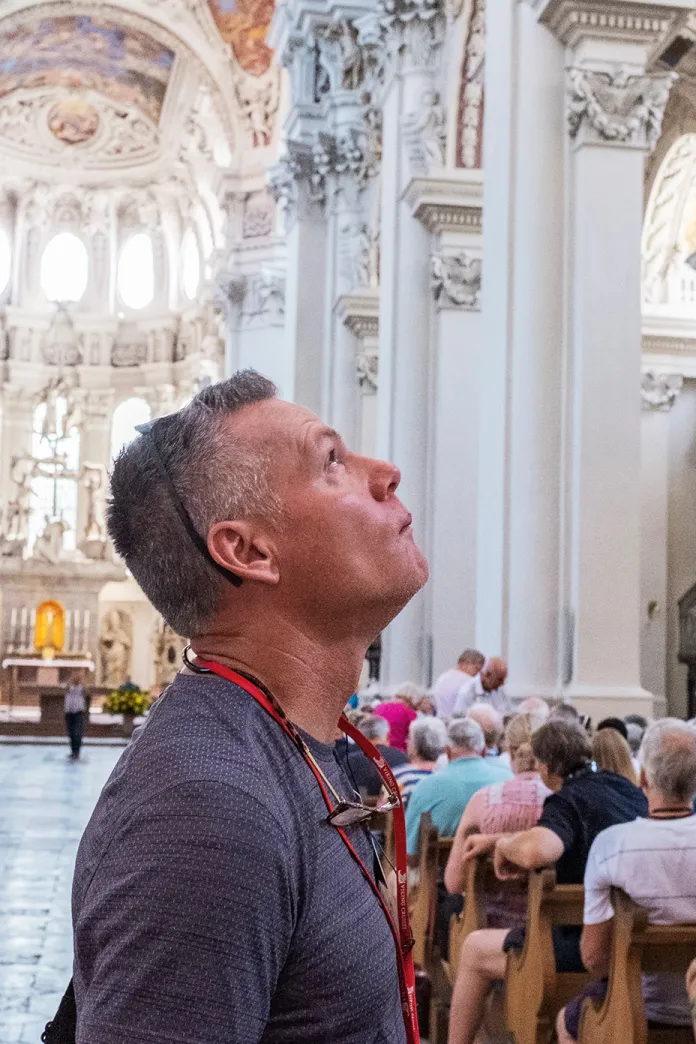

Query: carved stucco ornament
[641,371,683,412]
[567,66,675,151]
[431,251,482,309]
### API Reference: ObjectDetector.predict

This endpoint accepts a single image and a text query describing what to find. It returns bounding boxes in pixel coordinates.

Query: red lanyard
[195,657,420,1044]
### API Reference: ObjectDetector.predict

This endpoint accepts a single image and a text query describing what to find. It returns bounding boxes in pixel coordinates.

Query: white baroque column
[640,370,683,715]
[548,8,680,718]
[476,0,566,699]
[405,172,484,681]
[375,0,447,686]
[270,142,328,414]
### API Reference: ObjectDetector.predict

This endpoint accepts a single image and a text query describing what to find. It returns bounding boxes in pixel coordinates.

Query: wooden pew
[505,868,588,1044]
[579,888,696,1044]
[445,850,498,985]
[408,813,454,969]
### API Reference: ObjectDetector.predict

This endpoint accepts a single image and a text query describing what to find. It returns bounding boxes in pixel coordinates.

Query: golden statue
[35,599,65,659]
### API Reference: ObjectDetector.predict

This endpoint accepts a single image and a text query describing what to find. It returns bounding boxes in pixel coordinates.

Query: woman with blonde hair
[444,713,550,897]
[592,727,637,785]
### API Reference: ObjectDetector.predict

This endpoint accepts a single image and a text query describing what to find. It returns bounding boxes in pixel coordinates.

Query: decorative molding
[537,0,677,47]
[642,333,696,355]
[404,171,483,234]
[335,287,380,342]
[456,0,485,170]
[356,351,379,392]
[377,0,447,73]
[233,70,280,148]
[431,251,482,309]
[222,271,286,327]
[567,66,675,150]
[243,191,276,238]
[402,89,447,176]
[641,370,684,410]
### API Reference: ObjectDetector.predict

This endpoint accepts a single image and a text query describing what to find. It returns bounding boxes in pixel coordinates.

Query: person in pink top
[373,683,419,752]
[444,713,549,917]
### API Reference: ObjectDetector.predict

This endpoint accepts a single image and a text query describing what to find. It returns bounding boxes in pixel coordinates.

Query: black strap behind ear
[136,420,243,588]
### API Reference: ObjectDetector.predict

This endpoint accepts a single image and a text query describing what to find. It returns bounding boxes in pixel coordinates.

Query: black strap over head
[136,419,242,587]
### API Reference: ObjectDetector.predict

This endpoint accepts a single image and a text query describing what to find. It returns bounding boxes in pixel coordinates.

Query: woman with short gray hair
[391,717,447,802]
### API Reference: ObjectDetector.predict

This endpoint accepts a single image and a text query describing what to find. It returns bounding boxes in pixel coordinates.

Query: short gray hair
[640,719,696,803]
[107,371,277,637]
[447,716,485,755]
[360,714,390,743]
[409,717,447,761]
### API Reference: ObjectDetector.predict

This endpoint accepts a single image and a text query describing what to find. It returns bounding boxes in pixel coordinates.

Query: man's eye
[328,448,342,468]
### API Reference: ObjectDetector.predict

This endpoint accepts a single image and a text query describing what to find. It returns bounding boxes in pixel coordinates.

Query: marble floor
[0,745,122,1044]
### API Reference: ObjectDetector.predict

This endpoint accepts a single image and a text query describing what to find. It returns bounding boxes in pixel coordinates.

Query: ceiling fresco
[207,0,275,77]
[0,15,175,123]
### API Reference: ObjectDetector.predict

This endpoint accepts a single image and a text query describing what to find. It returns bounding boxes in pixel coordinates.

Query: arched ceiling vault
[0,0,279,185]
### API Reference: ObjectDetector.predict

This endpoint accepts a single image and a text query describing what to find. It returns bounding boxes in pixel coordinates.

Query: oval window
[118,233,154,310]
[182,228,200,300]
[41,232,89,303]
[0,228,11,295]
[111,396,152,461]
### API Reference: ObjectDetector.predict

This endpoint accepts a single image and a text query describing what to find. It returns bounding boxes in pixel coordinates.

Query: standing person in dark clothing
[447,720,648,1044]
[64,672,87,761]
[65,371,429,1044]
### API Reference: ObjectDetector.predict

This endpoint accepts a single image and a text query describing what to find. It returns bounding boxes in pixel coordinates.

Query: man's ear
[639,765,648,791]
[207,520,280,585]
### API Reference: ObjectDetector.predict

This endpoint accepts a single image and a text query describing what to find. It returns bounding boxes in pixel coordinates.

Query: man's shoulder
[97,673,314,822]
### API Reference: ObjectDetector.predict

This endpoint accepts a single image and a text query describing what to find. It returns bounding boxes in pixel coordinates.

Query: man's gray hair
[107,371,278,637]
[409,717,447,761]
[447,716,485,755]
[360,714,390,743]
[640,719,696,804]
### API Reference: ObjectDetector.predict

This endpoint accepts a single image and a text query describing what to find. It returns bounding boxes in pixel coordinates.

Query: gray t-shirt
[72,671,405,1044]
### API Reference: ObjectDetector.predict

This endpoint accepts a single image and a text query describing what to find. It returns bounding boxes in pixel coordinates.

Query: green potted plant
[103,680,151,737]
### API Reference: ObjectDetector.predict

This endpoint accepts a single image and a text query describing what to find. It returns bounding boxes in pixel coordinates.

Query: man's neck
[448,751,479,763]
[191,622,367,744]
[647,790,694,816]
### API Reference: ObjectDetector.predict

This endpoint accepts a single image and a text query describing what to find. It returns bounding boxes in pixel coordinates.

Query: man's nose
[367,458,401,501]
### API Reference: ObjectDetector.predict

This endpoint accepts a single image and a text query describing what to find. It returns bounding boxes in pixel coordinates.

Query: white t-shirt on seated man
[557,719,696,1044]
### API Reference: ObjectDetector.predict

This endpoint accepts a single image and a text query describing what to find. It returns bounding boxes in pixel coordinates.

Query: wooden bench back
[445,852,500,984]
[505,869,587,1044]
[409,814,453,969]
[579,888,696,1044]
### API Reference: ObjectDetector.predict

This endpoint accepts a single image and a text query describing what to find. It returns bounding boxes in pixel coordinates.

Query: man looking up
[69,371,429,1044]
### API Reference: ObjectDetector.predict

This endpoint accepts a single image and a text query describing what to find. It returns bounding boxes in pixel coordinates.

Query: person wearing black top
[339,714,408,798]
[446,720,647,1044]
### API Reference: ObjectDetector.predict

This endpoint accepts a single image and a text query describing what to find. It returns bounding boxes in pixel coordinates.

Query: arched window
[0,228,11,296]
[118,233,154,310]
[111,396,152,461]
[28,396,80,554]
[181,228,200,300]
[40,232,89,303]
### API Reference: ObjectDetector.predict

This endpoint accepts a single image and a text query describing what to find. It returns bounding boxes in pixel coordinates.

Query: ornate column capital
[431,251,482,309]
[641,370,684,410]
[566,65,675,150]
[377,0,447,71]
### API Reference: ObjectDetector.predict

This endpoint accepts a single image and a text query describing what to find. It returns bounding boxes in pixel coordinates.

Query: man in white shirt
[454,657,510,715]
[433,648,484,718]
[557,718,696,1043]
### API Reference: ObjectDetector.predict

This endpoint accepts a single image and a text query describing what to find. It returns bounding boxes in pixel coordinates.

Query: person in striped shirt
[392,716,447,802]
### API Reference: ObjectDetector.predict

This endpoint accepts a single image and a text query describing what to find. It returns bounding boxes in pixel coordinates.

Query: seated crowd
[348,647,696,1043]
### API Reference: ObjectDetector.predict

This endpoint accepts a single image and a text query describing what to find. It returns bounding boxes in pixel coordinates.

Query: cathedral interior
[2,0,696,722]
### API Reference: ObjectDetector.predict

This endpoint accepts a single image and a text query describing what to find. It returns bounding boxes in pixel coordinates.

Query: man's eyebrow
[315,426,342,442]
